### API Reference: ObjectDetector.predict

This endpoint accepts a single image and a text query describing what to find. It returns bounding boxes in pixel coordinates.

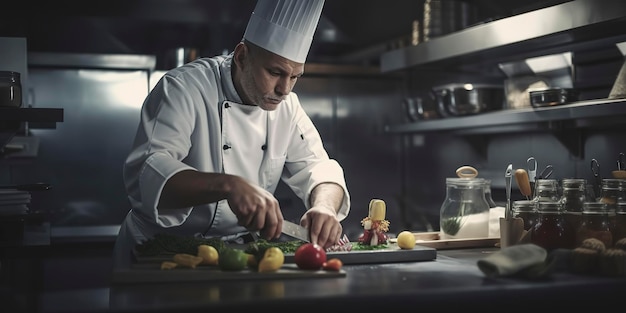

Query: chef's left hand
[300,206,342,249]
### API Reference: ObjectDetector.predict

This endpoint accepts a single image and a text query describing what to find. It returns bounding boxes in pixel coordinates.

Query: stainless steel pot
[404,96,439,121]
[432,83,504,117]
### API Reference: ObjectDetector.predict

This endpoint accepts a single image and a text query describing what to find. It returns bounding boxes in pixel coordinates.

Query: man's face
[238,42,304,111]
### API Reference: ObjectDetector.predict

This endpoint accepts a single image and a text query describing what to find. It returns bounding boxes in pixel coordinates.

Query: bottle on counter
[531,201,576,251]
[576,202,613,248]
[560,178,587,232]
[440,177,490,239]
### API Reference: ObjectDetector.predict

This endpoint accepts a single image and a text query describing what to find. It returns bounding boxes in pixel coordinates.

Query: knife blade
[281,220,311,242]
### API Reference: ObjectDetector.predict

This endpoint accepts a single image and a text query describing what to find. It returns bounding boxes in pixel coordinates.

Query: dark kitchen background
[2,0,626,290]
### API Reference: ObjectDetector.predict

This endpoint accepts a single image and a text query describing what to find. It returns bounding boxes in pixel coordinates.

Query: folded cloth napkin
[477,244,552,279]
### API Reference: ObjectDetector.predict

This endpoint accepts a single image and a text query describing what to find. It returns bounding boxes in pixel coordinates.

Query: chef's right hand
[226,177,283,240]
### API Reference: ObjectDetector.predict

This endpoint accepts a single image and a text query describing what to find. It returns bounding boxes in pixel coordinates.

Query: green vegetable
[245,239,305,255]
[351,243,388,251]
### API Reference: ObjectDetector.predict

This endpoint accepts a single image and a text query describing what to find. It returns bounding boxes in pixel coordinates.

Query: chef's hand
[227,178,283,240]
[300,206,342,249]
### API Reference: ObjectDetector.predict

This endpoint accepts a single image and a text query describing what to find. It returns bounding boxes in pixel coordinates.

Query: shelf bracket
[553,129,586,160]
[462,135,489,159]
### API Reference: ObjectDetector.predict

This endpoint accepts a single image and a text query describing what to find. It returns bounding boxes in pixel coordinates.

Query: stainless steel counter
[15,247,624,313]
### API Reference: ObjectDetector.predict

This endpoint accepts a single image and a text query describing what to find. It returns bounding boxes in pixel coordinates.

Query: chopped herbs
[135,233,226,256]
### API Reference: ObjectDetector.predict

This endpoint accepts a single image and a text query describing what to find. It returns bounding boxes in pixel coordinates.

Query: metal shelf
[380,0,626,73]
[384,98,626,135]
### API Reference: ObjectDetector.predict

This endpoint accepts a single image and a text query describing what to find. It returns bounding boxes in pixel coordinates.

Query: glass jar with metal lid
[530,201,576,251]
[533,179,559,203]
[613,202,626,245]
[599,178,621,213]
[576,202,613,248]
[512,200,537,231]
[560,178,587,231]
[0,71,22,108]
[439,177,490,239]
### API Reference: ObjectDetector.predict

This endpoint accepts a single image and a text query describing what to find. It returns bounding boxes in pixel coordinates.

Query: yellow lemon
[396,231,416,249]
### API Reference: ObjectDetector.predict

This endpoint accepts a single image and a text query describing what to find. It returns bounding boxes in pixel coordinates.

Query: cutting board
[112,263,346,284]
[304,243,436,265]
[133,242,437,266]
[389,232,500,250]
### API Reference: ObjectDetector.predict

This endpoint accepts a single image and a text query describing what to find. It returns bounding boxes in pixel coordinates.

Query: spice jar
[531,201,576,251]
[512,200,537,231]
[560,178,587,232]
[613,202,626,244]
[440,177,490,239]
[0,71,22,108]
[576,202,613,248]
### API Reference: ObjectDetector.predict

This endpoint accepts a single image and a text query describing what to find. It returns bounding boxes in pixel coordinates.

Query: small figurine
[358,199,390,245]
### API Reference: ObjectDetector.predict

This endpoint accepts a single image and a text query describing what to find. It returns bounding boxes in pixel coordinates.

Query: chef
[113,0,351,268]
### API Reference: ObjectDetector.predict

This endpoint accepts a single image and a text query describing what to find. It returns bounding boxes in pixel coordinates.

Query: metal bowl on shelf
[529,88,579,108]
[432,83,505,117]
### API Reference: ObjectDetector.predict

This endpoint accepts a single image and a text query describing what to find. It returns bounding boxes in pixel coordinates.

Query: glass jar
[613,202,626,245]
[560,178,587,232]
[617,179,626,203]
[599,178,621,214]
[530,201,576,251]
[533,179,559,203]
[576,202,613,248]
[0,71,22,108]
[512,200,537,231]
[440,177,490,239]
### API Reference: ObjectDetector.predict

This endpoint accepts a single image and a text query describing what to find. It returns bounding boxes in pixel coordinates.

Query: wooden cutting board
[389,232,500,250]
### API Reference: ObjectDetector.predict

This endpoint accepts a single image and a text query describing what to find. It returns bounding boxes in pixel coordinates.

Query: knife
[281,220,311,242]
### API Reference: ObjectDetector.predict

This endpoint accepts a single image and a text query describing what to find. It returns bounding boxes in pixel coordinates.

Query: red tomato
[322,258,343,271]
[294,243,327,270]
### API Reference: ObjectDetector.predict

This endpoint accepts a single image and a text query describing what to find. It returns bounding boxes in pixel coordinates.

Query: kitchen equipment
[432,83,504,117]
[112,263,347,284]
[591,159,602,200]
[514,169,532,199]
[281,220,310,242]
[505,164,513,219]
[403,96,439,121]
[389,231,499,249]
[618,152,625,170]
[529,88,579,107]
[132,242,436,269]
[527,157,537,195]
[499,164,526,248]
[537,164,554,179]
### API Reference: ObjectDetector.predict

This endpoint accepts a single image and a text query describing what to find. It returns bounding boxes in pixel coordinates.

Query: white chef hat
[243,0,325,63]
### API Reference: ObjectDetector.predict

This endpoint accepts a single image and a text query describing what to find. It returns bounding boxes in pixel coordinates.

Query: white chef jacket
[113,53,350,268]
